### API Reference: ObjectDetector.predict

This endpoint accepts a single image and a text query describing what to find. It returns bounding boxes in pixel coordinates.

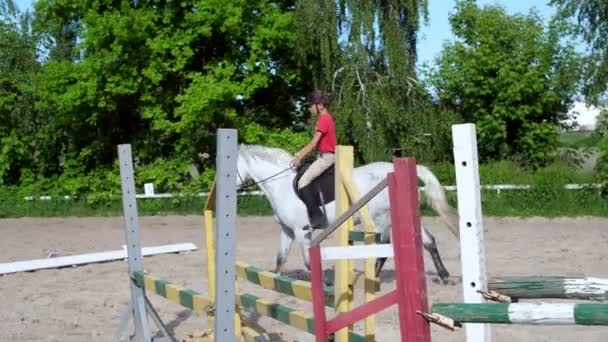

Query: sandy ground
[1,215,608,342]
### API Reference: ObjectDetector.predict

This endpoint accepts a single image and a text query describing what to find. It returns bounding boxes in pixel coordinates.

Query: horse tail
[415,165,459,238]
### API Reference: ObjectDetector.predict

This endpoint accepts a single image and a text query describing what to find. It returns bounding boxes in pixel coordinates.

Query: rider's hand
[290,157,301,169]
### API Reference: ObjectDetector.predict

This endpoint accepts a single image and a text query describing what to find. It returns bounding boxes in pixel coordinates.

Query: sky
[417,0,558,67]
[16,0,34,12]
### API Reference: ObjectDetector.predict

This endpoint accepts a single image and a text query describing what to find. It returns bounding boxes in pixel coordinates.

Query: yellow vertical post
[204,181,217,298]
[341,169,377,342]
[203,179,243,340]
[334,145,354,342]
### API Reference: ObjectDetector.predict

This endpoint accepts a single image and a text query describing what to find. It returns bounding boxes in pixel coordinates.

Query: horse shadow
[161,309,194,338]
[376,269,462,286]
[280,269,312,281]
[162,308,287,341]
[235,311,288,342]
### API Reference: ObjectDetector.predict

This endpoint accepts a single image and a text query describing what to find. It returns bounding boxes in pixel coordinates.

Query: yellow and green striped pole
[132,271,367,341]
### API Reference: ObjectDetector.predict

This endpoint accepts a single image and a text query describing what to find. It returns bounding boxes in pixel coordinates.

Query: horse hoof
[440,276,458,286]
[438,271,453,285]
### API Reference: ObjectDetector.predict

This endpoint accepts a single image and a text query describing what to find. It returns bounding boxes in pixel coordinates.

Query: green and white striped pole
[432,303,608,325]
[488,277,608,302]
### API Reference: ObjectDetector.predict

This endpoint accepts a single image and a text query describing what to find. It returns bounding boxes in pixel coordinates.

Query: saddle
[292,160,335,229]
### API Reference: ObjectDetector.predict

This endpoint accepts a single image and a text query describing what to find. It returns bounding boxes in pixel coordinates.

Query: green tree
[427,0,582,166]
[30,0,305,182]
[0,0,40,185]
[551,0,608,102]
[591,106,608,192]
[551,0,608,192]
[294,0,458,164]
[295,0,428,89]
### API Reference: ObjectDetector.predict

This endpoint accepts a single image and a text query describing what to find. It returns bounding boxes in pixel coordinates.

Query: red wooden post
[388,158,431,342]
[310,245,330,342]
[309,157,431,342]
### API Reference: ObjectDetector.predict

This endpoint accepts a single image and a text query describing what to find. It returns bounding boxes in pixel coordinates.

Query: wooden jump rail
[235,261,335,307]
[310,158,432,342]
[131,271,367,341]
[487,276,608,302]
[312,177,388,245]
[348,231,381,243]
[203,138,381,341]
[117,130,385,341]
[235,261,380,308]
[312,123,608,342]
[115,132,272,342]
[432,303,608,325]
[416,124,608,341]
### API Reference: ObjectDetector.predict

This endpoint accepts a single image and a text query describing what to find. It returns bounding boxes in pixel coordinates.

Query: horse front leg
[422,226,451,284]
[274,225,295,274]
[295,225,312,271]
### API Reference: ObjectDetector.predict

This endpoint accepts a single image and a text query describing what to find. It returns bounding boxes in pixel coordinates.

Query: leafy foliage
[591,108,608,192]
[552,0,608,192]
[2,0,604,217]
[295,0,458,165]
[0,0,308,188]
[331,73,459,164]
[295,0,428,89]
[426,0,583,166]
[551,0,608,102]
[0,0,39,185]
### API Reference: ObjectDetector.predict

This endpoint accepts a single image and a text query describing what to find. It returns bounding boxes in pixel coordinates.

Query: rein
[237,167,294,193]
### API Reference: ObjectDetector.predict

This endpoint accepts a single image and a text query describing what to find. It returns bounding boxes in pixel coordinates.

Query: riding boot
[300,186,328,229]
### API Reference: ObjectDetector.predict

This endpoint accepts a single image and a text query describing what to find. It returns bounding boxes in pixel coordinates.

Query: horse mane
[238,144,294,166]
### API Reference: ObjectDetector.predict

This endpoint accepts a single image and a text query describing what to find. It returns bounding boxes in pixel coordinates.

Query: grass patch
[3,188,608,219]
[559,131,598,148]
[0,194,273,218]
[1,159,606,219]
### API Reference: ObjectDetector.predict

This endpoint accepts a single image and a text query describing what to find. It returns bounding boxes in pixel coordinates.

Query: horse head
[236,145,250,190]
[235,144,295,191]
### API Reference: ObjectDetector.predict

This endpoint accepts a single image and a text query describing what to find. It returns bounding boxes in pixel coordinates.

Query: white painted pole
[452,123,492,342]
[320,244,394,261]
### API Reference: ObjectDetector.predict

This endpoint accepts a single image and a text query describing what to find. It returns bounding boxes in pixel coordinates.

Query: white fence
[22,182,603,201]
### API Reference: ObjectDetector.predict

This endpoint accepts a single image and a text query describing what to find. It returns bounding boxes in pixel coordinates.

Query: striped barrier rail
[348,231,381,243]
[236,261,335,307]
[488,276,608,302]
[235,261,381,308]
[132,271,367,341]
[432,303,608,326]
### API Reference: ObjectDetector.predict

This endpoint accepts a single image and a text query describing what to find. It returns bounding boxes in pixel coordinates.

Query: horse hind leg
[374,231,390,277]
[274,225,295,274]
[422,226,451,284]
[373,220,451,285]
[375,257,388,278]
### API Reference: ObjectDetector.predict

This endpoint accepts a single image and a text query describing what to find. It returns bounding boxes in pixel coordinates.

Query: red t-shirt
[316,113,336,153]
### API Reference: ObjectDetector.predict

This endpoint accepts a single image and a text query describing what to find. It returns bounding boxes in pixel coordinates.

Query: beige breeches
[298,153,336,189]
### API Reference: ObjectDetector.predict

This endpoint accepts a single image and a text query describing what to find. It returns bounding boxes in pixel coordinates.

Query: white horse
[236,144,459,283]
